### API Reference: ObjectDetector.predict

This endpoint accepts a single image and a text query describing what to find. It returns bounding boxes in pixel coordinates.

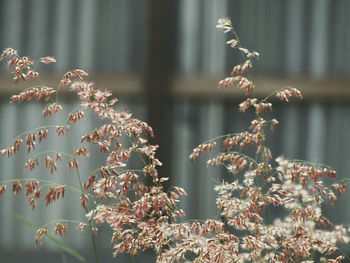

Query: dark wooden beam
[145,0,179,185]
[171,75,350,102]
[1,74,350,102]
[0,74,143,100]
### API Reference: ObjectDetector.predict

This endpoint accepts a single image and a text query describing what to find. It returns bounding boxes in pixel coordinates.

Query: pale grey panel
[0,0,23,72]
[309,0,330,76]
[110,0,130,70]
[332,0,348,73]
[19,103,45,248]
[53,0,74,71]
[239,0,256,46]
[306,103,326,163]
[255,0,267,66]
[285,0,304,74]
[77,0,97,71]
[96,0,128,70]
[178,0,200,73]
[263,0,284,72]
[28,0,49,59]
[346,1,350,74]
[2,0,23,49]
[281,104,302,158]
[326,105,343,173]
[202,0,227,74]
[0,103,17,248]
[339,107,350,222]
[197,101,223,220]
[172,101,194,220]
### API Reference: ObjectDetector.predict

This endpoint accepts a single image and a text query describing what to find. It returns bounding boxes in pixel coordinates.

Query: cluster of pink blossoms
[0,17,349,263]
[0,45,187,257]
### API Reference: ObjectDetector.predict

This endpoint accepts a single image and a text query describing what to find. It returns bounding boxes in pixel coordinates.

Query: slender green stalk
[13,213,85,262]
[64,128,100,263]
[12,125,61,141]
[200,132,243,145]
[29,150,73,159]
[0,178,80,194]
[48,75,100,263]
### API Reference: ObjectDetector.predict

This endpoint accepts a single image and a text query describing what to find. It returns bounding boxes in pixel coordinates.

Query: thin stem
[65,131,100,263]
[227,150,258,166]
[11,125,61,142]
[88,166,144,178]
[14,85,42,94]
[0,178,80,194]
[259,85,293,104]
[53,80,100,263]
[334,178,350,184]
[123,131,164,188]
[28,150,73,159]
[44,218,84,227]
[337,247,350,262]
[231,30,247,63]
[288,159,335,170]
[200,132,243,145]
[124,132,147,167]
[230,27,254,83]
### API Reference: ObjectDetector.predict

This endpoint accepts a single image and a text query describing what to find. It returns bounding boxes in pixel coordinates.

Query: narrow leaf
[13,213,85,262]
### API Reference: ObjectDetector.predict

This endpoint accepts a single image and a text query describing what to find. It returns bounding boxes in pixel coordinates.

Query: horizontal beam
[171,75,350,101]
[0,74,143,99]
[0,74,350,101]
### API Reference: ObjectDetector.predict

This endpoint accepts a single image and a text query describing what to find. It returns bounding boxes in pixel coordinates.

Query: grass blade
[13,213,85,262]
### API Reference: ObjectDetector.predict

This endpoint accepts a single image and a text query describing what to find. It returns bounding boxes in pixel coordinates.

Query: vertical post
[145,0,178,186]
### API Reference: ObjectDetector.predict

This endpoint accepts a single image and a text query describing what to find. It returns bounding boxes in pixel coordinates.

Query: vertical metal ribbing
[282,104,301,159]
[197,101,223,220]
[331,0,350,74]
[3,0,23,48]
[145,0,179,188]
[202,0,227,74]
[309,0,330,76]
[340,106,350,223]
[18,103,42,249]
[99,0,129,71]
[285,0,304,75]
[77,0,97,71]
[53,0,73,72]
[178,0,200,73]
[0,0,23,71]
[27,0,49,59]
[306,103,326,163]
[171,101,193,220]
[0,104,17,249]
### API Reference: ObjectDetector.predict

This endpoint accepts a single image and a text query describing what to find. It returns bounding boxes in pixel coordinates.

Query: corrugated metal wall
[1,0,350,75]
[177,0,350,75]
[0,0,148,72]
[1,0,350,262]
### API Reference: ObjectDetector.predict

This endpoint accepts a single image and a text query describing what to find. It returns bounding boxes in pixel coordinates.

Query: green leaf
[13,213,85,262]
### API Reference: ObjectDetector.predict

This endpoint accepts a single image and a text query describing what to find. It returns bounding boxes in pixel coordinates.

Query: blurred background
[1,0,350,262]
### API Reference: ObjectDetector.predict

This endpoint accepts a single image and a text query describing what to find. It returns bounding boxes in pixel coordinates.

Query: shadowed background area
[1,0,350,262]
